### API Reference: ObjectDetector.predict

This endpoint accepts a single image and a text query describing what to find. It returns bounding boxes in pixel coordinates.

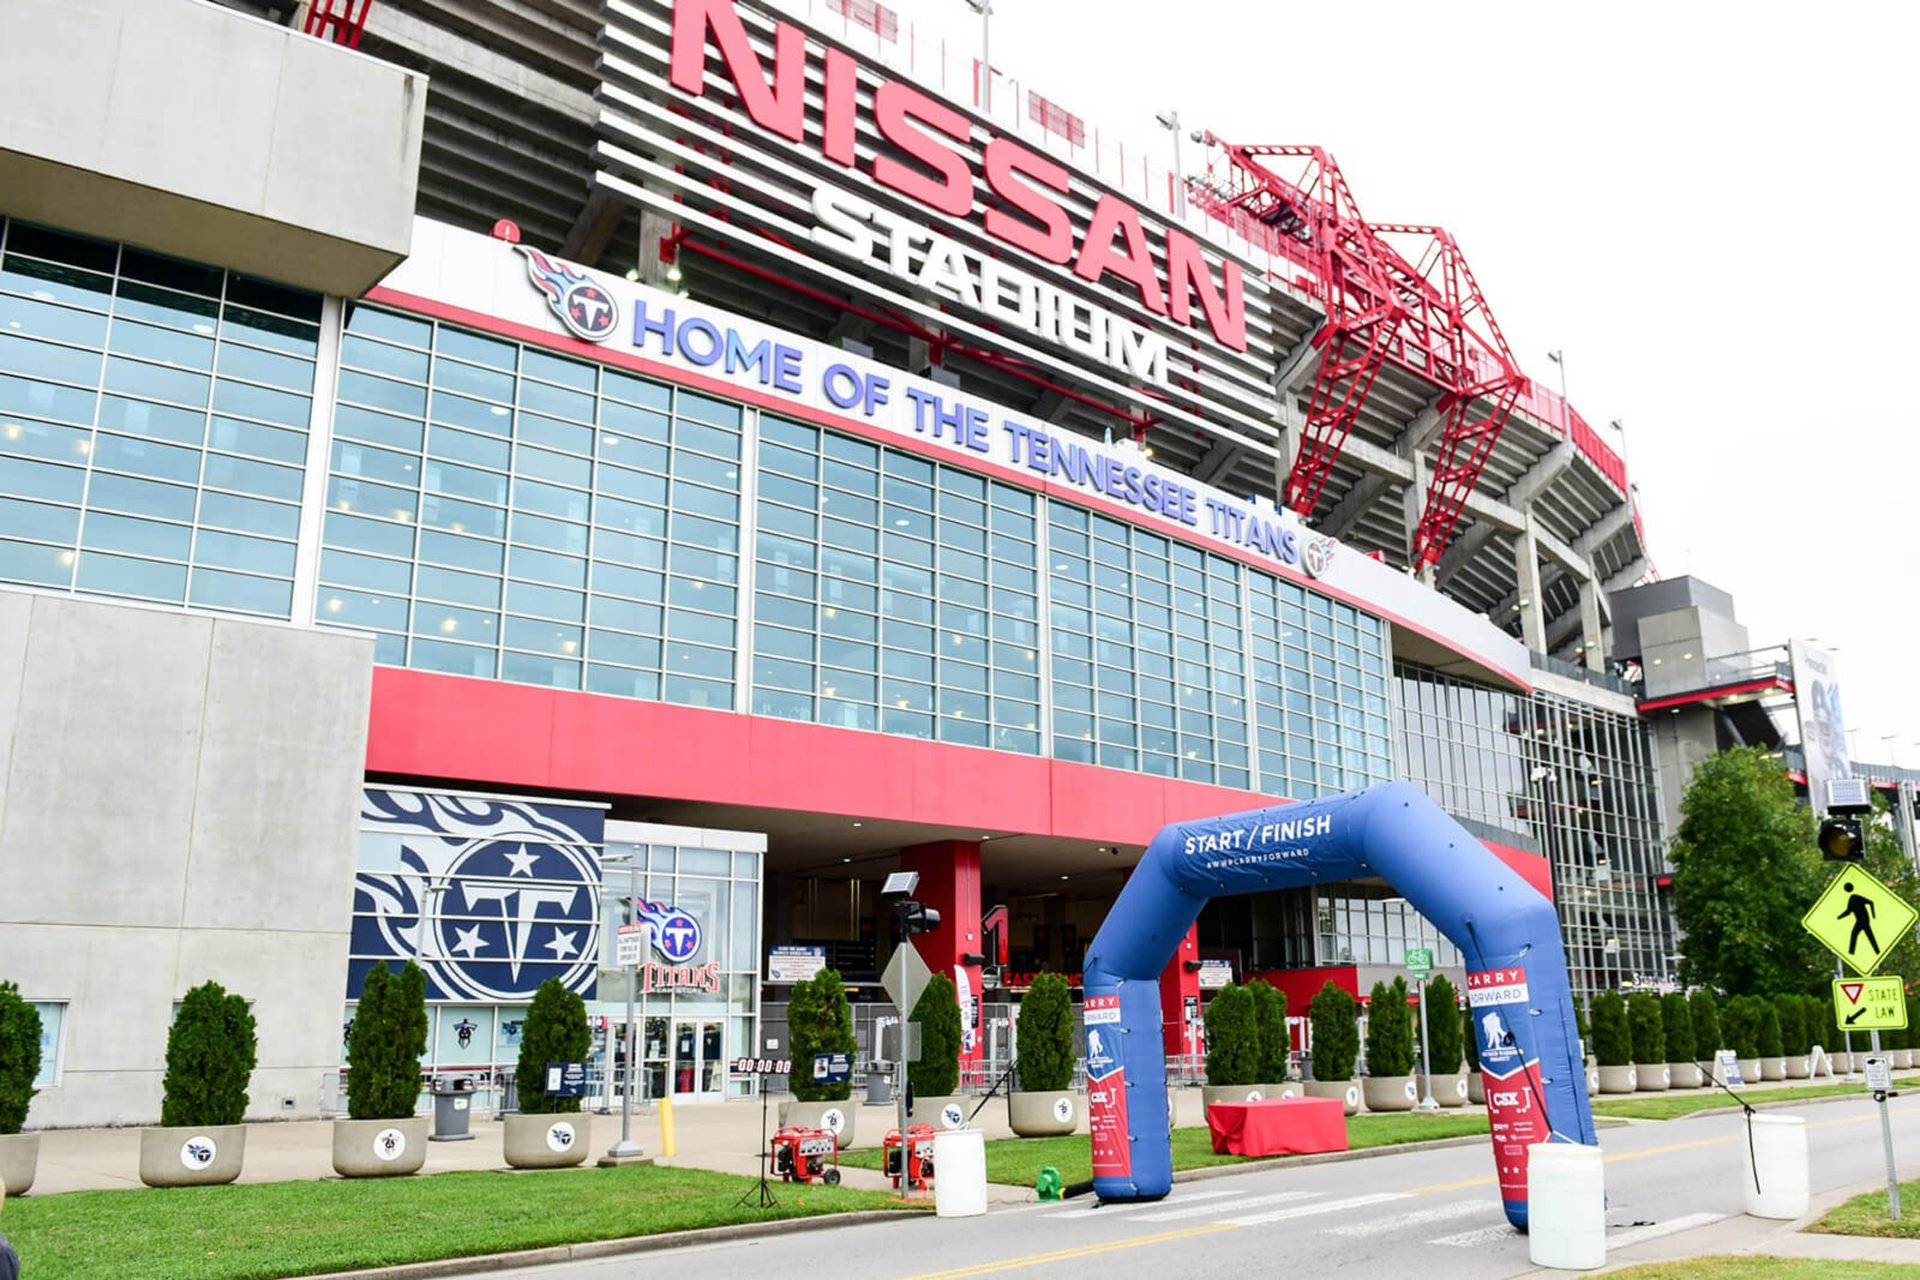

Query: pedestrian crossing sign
[1802,865,1917,976]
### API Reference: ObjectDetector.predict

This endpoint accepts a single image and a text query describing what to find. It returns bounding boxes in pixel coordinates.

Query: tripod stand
[735,1062,779,1209]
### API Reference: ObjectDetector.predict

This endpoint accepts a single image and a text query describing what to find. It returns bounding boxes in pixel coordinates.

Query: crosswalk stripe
[1041,1188,1246,1220]
[1606,1212,1727,1249]
[1133,1190,1320,1223]
[1322,1198,1498,1236]
[1431,1224,1515,1248]
[1221,1191,1408,1226]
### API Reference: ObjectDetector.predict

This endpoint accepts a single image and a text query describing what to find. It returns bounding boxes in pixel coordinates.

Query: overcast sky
[887,0,1920,768]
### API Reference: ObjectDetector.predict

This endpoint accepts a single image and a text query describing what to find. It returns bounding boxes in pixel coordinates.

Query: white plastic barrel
[932,1128,988,1218]
[1526,1142,1607,1271]
[1742,1115,1809,1219]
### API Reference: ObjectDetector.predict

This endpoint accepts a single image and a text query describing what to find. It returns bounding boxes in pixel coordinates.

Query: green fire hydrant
[1035,1165,1064,1201]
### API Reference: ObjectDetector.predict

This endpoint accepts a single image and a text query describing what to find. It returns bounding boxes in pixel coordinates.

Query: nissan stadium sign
[595,0,1291,452]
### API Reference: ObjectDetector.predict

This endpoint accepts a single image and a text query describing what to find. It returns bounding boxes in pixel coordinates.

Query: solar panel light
[1827,777,1874,815]
[1819,816,1866,863]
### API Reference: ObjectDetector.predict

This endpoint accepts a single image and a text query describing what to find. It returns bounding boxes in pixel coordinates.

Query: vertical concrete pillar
[1402,456,1437,586]
[1579,578,1606,670]
[899,840,984,1078]
[1515,516,1547,653]
[1159,923,1204,1060]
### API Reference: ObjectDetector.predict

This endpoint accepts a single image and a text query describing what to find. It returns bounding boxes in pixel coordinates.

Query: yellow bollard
[658,1096,677,1158]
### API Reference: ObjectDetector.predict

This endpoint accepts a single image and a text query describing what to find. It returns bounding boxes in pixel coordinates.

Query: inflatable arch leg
[1081,781,1595,1229]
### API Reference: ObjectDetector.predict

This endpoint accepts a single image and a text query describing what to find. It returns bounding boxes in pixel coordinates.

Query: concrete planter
[0,1133,38,1196]
[1634,1062,1671,1092]
[1201,1084,1273,1110]
[1468,1071,1485,1105]
[1738,1058,1763,1084]
[331,1117,428,1178]
[1669,1062,1706,1089]
[779,1100,857,1149]
[1304,1079,1360,1116]
[1783,1055,1811,1080]
[1362,1076,1417,1113]
[503,1113,590,1169]
[139,1124,246,1187]
[1431,1072,1469,1108]
[1586,1064,1599,1097]
[1897,1051,1915,1070]
[1008,1091,1078,1137]
[1596,1065,1637,1094]
[1761,1058,1786,1081]
[907,1095,969,1130]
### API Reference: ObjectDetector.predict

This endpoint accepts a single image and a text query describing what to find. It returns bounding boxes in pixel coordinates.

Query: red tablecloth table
[1205,1096,1348,1157]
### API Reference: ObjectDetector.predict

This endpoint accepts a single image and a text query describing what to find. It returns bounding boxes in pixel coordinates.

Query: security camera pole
[881,870,939,1196]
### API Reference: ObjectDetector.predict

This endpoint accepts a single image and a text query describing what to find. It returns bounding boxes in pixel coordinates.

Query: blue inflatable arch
[1082,781,1595,1229]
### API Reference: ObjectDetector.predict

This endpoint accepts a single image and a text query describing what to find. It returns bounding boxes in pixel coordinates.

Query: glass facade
[1394,662,1671,995]
[0,217,320,616]
[595,826,764,1101]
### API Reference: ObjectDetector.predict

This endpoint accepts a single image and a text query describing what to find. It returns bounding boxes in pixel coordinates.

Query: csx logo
[1492,1090,1528,1110]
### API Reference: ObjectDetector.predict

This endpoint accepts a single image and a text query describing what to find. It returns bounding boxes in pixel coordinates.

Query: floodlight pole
[606,856,644,1160]
[1416,977,1439,1110]
[895,898,912,1196]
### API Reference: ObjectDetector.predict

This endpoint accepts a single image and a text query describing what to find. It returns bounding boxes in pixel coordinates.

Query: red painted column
[898,840,984,1082]
[1159,924,1203,1064]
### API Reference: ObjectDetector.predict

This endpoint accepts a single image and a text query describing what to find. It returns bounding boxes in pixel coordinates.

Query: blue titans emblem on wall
[636,900,703,964]
[516,245,620,343]
[353,790,605,1003]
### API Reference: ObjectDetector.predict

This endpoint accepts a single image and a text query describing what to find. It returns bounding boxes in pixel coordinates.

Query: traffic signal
[901,901,942,934]
[1819,816,1866,862]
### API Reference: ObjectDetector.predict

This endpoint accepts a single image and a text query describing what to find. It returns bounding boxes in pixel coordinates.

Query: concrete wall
[0,0,425,297]
[0,591,373,1127]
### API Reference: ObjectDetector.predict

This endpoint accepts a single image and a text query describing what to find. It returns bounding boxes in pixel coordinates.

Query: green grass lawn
[0,1163,912,1280]
[839,1112,1488,1188]
[1607,1257,1920,1279]
[1590,1076,1918,1121]
[1810,1178,1920,1239]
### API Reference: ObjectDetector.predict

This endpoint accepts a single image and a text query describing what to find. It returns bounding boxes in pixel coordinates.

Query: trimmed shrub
[162,980,258,1128]
[1425,974,1463,1073]
[1660,993,1696,1064]
[1689,991,1723,1057]
[1248,980,1289,1082]
[1014,973,1075,1093]
[788,968,858,1102]
[0,981,42,1135]
[517,978,592,1116]
[1721,996,1760,1059]
[1462,1005,1481,1072]
[1308,983,1359,1081]
[347,962,428,1121]
[1799,994,1829,1053]
[1204,984,1260,1087]
[1590,991,1631,1067]
[1365,979,1415,1077]
[1756,998,1783,1058]
[1774,994,1809,1057]
[1628,993,1666,1065]
[908,972,962,1099]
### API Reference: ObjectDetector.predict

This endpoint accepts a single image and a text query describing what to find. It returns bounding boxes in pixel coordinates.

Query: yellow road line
[895,1223,1240,1280]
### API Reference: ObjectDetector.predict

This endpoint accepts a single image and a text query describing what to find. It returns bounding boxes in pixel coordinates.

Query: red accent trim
[1635,676,1789,713]
[1655,875,1673,889]
[1159,925,1203,1056]
[1250,966,1361,1019]
[361,286,1532,692]
[1482,838,1554,901]
[367,667,1286,844]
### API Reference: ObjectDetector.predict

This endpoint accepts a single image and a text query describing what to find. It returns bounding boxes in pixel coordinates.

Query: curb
[1614,1086,1893,1124]
[311,1209,924,1279]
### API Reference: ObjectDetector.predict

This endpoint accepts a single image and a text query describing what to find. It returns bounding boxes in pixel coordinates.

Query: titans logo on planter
[353,790,605,1002]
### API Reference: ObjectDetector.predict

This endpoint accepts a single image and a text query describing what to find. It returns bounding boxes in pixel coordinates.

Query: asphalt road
[479,1095,1920,1280]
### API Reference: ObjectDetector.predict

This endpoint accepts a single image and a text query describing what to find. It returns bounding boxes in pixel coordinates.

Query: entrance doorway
[670,1018,724,1101]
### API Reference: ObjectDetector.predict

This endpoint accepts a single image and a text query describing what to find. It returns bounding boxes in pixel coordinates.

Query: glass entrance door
[671,1019,725,1101]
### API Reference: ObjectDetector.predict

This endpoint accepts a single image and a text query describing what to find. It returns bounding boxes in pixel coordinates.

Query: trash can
[932,1128,987,1218]
[866,1064,892,1105]
[430,1078,476,1142]
[500,1070,520,1116]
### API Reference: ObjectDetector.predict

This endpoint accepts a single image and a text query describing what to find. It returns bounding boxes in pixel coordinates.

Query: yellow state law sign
[1802,865,1918,976]
[1832,977,1908,1032]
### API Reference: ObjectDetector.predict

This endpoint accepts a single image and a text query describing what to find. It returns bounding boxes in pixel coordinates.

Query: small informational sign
[544,1061,587,1097]
[1867,1056,1893,1093]
[616,922,648,968]
[1716,1049,1744,1087]
[729,1057,793,1074]
[1197,959,1233,990]
[1406,947,1434,980]
[768,945,827,983]
[1833,977,1909,1032]
[1803,865,1918,976]
[812,1052,852,1085]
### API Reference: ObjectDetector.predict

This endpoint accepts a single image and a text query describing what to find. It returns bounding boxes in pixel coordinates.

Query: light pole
[603,852,646,1161]
[964,0,991,113]
[1155,110,1186,219]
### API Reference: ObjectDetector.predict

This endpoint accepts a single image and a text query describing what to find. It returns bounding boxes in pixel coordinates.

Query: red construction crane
[1189,139,1526,571]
